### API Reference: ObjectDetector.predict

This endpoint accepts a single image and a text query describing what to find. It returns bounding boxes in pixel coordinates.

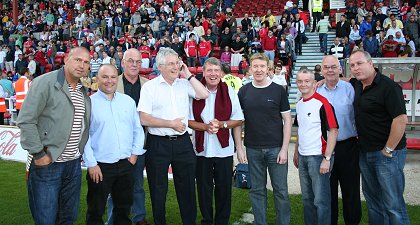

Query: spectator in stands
[138,48,209,225]
[5,46,14,72]
[389,0,401,19]
[262,9,276,28]
[394,31,407,46]
[359,16,373,38]
[384,14,404,30]
[375,8,388,26]
[272,64,288,90]
[316,14,332,54]
[0,78,8,125]
[404,15,419,45]
[350,25,362,44]
[198,36,212,66]
[312,0,324,32]
[329,37,345,66]
[220,46,232,65]
[0,71,13,98]
[14,45,22,65]
[262,30,277,61]
[17,47,91,225]
[345,1,358,22]
[15,54,28,78]
[102,51,112,64]
[185,33,198,67]
[294,68,338,225]
[27,55,37,77]
[348,50,410,225]
[357,2,368,24]
[277,34,292,65]
[220,27,233,50]
[405,35,416,57]
[363,30,380,57]
[398,45,413,57]
[90,52,103,78]
[189,57,243,225]
[236,53,292,225]
[373,20,385,37]
[230,35,246,67]
[386,20,404,38]
[241,67,253,85]
[241,14,252,32]
[314,64,324,81]
[382,35,400,57]
[238,55,249,75]
[293,13,305,55]
[336,14,351,39]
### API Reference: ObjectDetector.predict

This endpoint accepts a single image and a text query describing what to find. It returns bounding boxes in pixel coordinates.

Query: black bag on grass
[233,163,252,189]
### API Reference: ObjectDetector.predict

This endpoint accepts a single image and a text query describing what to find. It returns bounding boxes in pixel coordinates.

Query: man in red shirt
[139,39,151,68]
[382,35,400,57]
[24,38,34,54]
[261,30,277,61]
[184,33,197,67]
[198,36,212,66]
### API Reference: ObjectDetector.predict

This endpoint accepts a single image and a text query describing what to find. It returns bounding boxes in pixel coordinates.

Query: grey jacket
[116,74,149,94]
[17,68,91,162]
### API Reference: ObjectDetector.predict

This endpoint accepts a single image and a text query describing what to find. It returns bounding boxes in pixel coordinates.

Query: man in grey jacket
[17,47,92,225]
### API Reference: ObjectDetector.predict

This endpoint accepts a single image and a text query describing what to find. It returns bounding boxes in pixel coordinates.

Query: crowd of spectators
[334,0,420,58]
[0,0,418,83]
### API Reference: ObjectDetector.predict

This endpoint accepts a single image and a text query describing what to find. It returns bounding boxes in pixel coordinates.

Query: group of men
[16,46,410,225]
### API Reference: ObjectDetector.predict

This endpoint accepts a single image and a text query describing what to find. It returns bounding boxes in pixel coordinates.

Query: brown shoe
[135,220,150,225]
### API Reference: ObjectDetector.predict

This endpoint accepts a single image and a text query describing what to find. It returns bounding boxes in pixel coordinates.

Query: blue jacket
[359,21,372,38]
[363,37,379,57]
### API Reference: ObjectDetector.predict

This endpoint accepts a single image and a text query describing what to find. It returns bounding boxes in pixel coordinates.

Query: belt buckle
[168,135,178,140]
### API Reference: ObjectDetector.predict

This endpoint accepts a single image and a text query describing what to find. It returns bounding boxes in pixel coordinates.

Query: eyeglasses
[125,58,142,65]
[322,65,339,70]
[165,61,182,67]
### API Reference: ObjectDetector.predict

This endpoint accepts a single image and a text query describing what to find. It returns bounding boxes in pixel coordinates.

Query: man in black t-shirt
[348,50,410,225]
[235,53,292,225]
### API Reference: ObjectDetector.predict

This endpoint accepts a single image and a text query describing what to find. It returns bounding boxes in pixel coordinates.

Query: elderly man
[189,57,243,225]
[17,47,91,224]
[293,68,339,225]
[348,50,410,225]
[317,56,361,225]
[107,48,149,225]
[83,64,144,225]
[138,48,209,225]
[236,53,292,225]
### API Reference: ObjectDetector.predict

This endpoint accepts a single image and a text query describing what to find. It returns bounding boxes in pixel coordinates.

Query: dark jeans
[27,158,82,225]
[312,12,322,32]
[196,156,233,225]
[106,154,147,225]
[86,159,135,225]
[146,133,197,225]
[330,137,361,225]
[359,148,410,225]
[295,33,303,55]
[187,57,197,67]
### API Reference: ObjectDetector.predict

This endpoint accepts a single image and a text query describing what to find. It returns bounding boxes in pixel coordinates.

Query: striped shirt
[56,83,85,162]
[90,58,102,72]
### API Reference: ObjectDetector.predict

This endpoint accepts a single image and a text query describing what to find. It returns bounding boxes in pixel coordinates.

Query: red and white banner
[0,126,27,163]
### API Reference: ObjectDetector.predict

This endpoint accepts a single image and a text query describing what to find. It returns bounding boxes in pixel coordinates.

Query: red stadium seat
[188,67,197,74]
[231,66,239,73]
[44,64,53,73]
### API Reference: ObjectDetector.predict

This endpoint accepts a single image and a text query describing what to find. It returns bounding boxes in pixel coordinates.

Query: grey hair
[203,57,222,71]
[296,68,315,80]
[156,48,179,66]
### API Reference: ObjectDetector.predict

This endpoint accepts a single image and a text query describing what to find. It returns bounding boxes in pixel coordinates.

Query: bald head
[97,64,119,97]
[321,55,341,85]
[122,48,142,78]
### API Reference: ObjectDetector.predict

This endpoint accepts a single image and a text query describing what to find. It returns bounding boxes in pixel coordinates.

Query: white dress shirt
[138,75,196,136]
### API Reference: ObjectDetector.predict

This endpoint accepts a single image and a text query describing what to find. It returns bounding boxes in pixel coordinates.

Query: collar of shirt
[157,74,181,86]
[96,89,117,101]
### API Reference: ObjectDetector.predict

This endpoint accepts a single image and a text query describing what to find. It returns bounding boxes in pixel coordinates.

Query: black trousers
[146,133,197,225]
[196,156,233,225]
[330,137,362,225]
[86,159,134,225]
[312,12,322,32]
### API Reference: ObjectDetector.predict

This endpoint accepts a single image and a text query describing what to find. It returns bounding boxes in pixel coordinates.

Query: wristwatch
[323,155,331,161]
[384,146,394,154]
[223,121,228,129]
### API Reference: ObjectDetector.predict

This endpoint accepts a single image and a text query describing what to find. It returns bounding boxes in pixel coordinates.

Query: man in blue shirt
[316,55,361,225]
[83,64,145,225]
[0,71,14,97]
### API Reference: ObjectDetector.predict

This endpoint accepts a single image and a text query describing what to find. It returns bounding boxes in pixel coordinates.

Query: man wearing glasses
[317,56,361,225]
[107,48,150,225]
[138,48,209,225]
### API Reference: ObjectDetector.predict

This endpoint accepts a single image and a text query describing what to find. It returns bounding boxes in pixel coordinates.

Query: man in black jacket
[336,15,351,39]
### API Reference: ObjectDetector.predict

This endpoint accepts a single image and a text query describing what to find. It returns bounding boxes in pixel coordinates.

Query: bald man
[17,47,92,224]
[317,56,361,225]
[84,64,145,225]
[107,48,150,225]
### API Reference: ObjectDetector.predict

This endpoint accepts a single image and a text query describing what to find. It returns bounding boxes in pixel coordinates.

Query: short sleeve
[384,82,406,118]
[279,86,291,113]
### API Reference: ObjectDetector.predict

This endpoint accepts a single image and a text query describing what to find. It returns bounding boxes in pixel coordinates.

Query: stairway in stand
[289,31,336,142]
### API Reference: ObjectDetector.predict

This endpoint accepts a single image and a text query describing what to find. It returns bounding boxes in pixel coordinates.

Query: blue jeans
[115,26,122,38]
[247,147,291,225]
[107,154,146,225]
[319,33,328,53]
[264,50,275,61]
[199,56,208,67]
[27,158,82,225]
[298,154,333,225]
[359,148,410,225]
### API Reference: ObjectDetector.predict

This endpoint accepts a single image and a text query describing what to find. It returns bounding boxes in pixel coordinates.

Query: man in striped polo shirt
[17,47,92,225]
[293,68,338,225]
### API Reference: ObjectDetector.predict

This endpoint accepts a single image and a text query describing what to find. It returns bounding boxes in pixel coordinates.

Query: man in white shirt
[189,57,243,225]
[28,55,37,76]
[138,48,209,225]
